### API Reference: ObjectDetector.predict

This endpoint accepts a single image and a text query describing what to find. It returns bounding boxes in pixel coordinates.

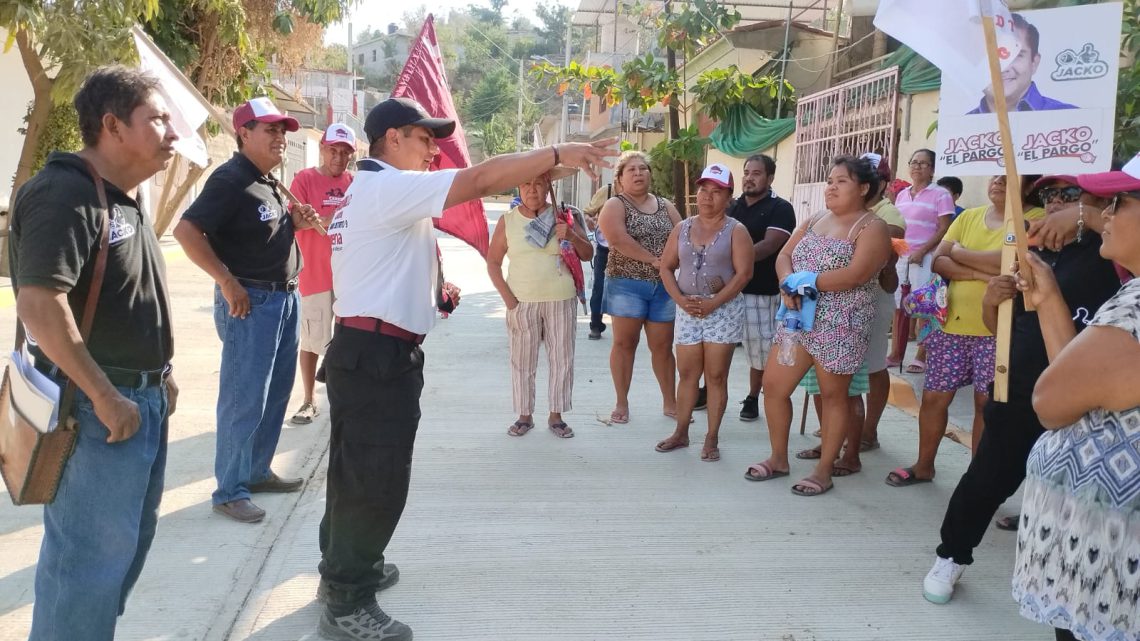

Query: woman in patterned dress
[744,156,891,496]
[1012,164,1140,641]
[598,151,684,424]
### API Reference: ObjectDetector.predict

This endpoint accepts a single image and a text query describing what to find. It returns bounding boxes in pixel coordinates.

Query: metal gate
[791,66,900,223]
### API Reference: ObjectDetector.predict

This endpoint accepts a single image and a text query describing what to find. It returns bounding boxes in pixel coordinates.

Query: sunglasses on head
[1106,190,1140,216]
[1037,185,1083,203]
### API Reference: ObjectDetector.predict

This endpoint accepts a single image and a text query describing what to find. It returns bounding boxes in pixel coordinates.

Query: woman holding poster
[1012,163,1140,641]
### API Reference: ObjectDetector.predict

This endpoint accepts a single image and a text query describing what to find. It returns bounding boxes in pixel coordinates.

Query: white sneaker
[923,556,964,604]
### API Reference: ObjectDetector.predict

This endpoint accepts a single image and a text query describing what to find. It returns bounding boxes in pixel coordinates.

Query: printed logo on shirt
[1072,307,1093,326]
[322,187,346,209]
[258,203,279,222]
[108,204,136,245]
[329,194,350,252]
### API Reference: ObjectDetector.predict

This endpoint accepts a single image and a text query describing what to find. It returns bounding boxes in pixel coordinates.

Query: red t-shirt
[290,167,353,296]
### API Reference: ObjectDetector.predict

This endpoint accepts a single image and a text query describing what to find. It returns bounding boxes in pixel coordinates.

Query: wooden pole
[981,11,1032,403]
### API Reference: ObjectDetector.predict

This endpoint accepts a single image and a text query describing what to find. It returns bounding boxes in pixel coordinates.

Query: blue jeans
[589,245,608,332]
[212,284,299,505]
[30,382,169,641]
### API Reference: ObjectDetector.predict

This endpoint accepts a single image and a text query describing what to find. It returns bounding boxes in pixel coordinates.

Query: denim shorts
[603,276,675,323]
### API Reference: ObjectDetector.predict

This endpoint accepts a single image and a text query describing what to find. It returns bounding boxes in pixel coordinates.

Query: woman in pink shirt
[891,149,956,372]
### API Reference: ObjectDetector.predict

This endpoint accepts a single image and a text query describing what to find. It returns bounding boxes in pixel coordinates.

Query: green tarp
[708,105,796,158]
[708,46,940,157]
[881,46,942,94]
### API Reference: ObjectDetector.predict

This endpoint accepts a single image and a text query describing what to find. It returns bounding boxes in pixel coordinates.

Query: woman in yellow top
[888,175,1045,487]
[487,170,593,438]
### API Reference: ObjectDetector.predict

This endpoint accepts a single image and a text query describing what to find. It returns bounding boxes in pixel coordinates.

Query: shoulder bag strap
[54,158,112,427]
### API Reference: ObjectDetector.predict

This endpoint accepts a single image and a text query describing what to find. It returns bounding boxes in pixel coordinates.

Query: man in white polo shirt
[315,96,615,641]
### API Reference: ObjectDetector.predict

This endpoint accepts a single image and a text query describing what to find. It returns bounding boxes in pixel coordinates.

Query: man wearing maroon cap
[173,97,321,524]
[288,123,357,426]
[315,96,616,641]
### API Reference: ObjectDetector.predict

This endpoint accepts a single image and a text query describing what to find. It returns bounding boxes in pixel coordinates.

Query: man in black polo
[10,66,177,641]
[728,153,796,420]
[174,97,320,523]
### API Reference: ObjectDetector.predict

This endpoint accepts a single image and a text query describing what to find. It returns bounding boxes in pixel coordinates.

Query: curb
[888,372,973,450]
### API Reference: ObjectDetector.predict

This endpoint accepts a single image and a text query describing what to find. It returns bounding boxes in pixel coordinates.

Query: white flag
[874,0,1022,94]
[131,27,210,167]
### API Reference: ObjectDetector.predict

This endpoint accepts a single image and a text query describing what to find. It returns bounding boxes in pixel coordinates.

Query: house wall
[0,28,36,212]
[895,90,990,210]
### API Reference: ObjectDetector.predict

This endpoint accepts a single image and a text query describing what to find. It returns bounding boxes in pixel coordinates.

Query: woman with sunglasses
[920,175,1121,606]
[1010,160,1140,641]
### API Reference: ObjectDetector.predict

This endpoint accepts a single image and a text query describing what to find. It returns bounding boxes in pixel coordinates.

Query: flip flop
[744,461,789,482]
[507,421,534,437]
[905,360,926,374]
[831,461,861,477]
[655,438,689,452]
[609,410,629,424]
[796,446,823,460]
[700,447,720,462]
[860,438,881,452]
[995,514,1021,531]
[549,422,574,438]
[791,476,833,497]
[885,466,932,487]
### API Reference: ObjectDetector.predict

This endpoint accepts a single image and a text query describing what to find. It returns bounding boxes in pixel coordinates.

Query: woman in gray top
[654,164,754,461]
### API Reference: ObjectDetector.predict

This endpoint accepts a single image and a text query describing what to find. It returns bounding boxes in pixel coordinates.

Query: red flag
[392,15,489,257]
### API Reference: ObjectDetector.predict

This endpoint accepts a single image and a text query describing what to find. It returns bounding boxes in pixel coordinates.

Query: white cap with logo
[696,163,734,190]
[322,123,357,150]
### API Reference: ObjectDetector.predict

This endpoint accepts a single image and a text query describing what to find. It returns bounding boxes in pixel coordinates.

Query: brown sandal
[507,421,534,437]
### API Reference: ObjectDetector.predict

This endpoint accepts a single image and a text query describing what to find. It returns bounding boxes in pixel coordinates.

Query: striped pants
[506,299,577,415]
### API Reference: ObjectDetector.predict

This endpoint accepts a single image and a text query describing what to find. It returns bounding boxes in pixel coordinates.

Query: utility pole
[826,0,846,87]
[516,57,525,152]
[560,21,572,202]
[664,0,685,213]
[776,1,792,120]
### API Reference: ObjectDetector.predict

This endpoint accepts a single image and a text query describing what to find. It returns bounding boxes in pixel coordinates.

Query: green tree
[1,0,353,249]
[309,43,348,70]
[463,68,517,126]
[530,0,743,205]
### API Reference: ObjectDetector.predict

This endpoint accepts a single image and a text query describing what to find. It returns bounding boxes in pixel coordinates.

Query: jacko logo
[258,203,279,222]
[1051,43,1110,82]
[108,204,136,245]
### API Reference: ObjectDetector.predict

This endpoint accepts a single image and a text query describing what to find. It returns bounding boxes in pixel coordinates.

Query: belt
[237,277,298,293]
[34,359,172,389]
[336,316,425,345]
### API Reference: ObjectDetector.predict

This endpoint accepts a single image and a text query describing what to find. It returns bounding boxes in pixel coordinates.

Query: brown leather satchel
[0,158,111,505]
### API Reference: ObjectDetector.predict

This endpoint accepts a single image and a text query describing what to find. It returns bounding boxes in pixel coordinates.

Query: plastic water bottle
[777,310,802,367]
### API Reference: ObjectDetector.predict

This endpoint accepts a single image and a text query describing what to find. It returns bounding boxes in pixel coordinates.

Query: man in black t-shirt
[726,154,796,420]
[920,188,1121,605]
[174,97,321,524]
[9,66,177,641]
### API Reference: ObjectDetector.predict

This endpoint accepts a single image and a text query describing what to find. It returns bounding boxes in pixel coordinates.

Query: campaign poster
[936,2,1122,176]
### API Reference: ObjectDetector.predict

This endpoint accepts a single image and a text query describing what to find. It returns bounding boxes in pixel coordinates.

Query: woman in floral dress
[743,156,891,496]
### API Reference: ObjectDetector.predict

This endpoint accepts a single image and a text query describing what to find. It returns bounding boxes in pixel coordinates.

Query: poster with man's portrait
[936,2,1121,176]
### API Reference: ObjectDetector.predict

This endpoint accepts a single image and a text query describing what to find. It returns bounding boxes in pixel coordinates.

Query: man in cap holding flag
[174,97,322,524]
[315,96,615,641]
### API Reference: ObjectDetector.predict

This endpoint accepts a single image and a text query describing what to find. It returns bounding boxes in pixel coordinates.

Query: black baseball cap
[364,97,456,144]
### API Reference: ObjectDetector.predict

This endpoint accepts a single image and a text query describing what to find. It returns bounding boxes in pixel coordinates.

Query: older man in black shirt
[174,97,320,523]
[727,154,796,420]
[10,66,177,641]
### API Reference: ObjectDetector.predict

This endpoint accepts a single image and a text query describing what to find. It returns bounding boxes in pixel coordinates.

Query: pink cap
[322,123,357,150]
[696,163,733,189]
[1076,153,1140,197]
[232,97,300,133]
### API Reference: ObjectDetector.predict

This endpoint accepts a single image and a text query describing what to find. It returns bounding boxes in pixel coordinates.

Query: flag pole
[130,25,235,138]
[980,6,1032,403]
